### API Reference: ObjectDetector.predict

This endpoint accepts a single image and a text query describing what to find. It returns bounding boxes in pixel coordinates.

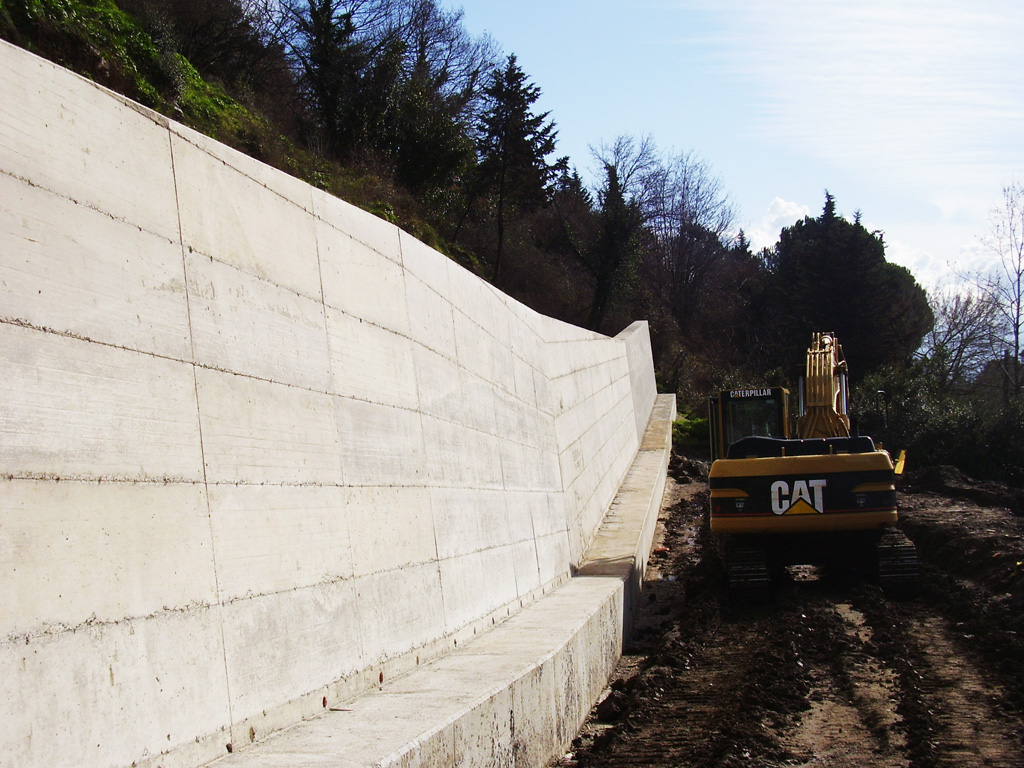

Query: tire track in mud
[777,600,908,768]
[556,476,1024,768]
[589,617,772,766]
[856,587,1024,768]
[906,613,1020,767]
[566,596,809,767]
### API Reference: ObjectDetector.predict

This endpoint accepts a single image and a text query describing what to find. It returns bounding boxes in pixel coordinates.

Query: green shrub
[672,414,709,455]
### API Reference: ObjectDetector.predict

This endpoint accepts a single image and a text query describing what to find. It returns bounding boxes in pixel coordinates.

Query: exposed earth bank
[552,459,1024,768]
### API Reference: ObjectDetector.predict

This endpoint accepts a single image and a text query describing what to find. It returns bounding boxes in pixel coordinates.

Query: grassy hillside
[0,0,455,256]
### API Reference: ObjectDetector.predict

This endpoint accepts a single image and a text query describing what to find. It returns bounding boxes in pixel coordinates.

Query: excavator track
[725,539,770,600]
[876,527,918,590]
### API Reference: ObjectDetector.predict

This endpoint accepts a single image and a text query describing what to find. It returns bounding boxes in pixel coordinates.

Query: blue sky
[447,0,1024,290]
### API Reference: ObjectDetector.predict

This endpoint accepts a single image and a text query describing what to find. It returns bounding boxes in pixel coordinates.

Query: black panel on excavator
[726,436,876,459]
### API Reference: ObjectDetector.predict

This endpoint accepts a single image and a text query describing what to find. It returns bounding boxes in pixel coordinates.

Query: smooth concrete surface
[206,395,675,768]
[1,39,664,768]
[206,578,624,768]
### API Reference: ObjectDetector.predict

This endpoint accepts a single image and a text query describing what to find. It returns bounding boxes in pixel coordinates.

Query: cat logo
[770,479,827,515]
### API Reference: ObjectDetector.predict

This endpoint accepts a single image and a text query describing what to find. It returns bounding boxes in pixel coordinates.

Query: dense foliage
[766,193,933,380]
[2,0,1020,482]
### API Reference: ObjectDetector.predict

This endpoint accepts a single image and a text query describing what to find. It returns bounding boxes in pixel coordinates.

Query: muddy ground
[552,459,1024,768]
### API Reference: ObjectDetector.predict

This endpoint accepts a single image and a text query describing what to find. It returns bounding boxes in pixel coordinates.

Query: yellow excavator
[708,333,916,593]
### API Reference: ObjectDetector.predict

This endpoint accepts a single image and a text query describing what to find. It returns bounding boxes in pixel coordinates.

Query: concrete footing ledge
[209,395,675,768]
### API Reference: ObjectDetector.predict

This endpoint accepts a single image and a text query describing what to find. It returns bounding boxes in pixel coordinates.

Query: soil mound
[903,464,1024,515]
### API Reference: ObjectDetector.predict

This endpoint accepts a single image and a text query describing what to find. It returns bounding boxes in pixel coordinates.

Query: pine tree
[767,192,933,379]
[585,164,645,331]
[475,54,557,283]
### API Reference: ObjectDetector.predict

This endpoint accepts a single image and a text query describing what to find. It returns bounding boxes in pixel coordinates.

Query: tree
[547,162,596,274]
[394,0,495,115]
[262,0,492,193]
[566,136,657,332]
[271,0,378,157]
[766,193,933,380]
[977,181,1024,402]
[642,149,736,339]
[919,285,997,394]
[474,54,557,283]
[581,163,647,331]
[123,0,282,90]
[381,0,495,192]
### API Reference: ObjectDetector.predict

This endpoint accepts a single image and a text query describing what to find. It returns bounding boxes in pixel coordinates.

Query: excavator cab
[709,387,790,461]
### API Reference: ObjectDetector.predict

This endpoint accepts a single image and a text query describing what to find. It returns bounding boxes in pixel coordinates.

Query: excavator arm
[797,332,850,439]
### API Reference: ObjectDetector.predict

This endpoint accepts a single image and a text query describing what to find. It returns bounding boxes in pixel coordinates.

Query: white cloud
[747,197,810,251]
[931,190,994,226]
[871,223,989,292]
[696,0,1024,196]
[882,237,943,287]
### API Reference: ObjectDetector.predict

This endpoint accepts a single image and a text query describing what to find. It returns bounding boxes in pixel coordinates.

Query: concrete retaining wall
[0,40,657,768]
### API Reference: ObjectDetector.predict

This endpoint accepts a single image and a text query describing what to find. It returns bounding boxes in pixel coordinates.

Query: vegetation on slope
[2,0,1020,483]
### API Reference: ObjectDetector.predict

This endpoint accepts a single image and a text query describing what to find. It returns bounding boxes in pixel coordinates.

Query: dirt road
[554,462,1024,768]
